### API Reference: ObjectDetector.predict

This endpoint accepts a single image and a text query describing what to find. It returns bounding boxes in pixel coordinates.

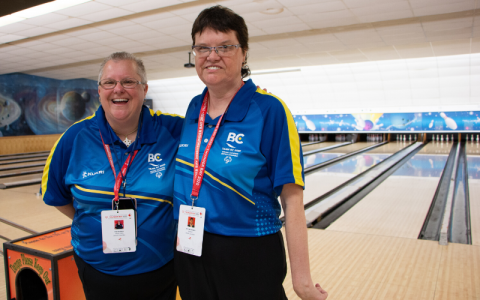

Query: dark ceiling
[0,0,53,17]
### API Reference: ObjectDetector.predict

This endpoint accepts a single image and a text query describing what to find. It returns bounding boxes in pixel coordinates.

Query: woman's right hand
[296,282,328,300]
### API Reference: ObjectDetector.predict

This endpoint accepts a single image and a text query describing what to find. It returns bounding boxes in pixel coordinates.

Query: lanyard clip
[190,195,198,209]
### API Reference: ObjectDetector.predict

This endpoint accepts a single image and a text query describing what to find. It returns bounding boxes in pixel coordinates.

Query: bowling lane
[0,166,43,177]
[466,142,480,245]
[0,159,46,171]
[327,142,453,239]
[302,141,339,153]
[0,157,46,166]
[0,153,48,162]
[322,141,379,154]
[0,173,42,185]
[303,142,410,208]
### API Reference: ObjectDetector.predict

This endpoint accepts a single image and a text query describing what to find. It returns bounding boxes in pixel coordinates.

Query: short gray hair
[98,52,147,84]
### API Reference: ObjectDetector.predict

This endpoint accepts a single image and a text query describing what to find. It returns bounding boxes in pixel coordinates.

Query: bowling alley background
[0,73,99,137]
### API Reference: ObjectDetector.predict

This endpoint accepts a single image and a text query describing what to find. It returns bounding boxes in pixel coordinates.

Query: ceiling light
[0,0,92,28]
[260,8,284,15]
[251,68,301,75]
[0,15,25,27]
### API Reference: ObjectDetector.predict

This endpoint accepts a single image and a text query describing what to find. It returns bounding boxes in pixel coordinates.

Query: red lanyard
[191,83,243,205]
[100,132,138,202]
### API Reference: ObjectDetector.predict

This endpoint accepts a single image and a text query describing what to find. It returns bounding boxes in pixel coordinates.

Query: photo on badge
[187,217,195,228]
[115,220,124,230]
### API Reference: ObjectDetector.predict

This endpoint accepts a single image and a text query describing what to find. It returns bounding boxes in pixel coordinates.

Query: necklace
[114,127,138,146]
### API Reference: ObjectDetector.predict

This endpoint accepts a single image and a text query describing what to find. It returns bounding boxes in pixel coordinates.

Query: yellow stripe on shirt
[256,88,304,186]
[176,158,255,205]
[41,113,96,201]
[149,108,184,118]
[74,185,173,206]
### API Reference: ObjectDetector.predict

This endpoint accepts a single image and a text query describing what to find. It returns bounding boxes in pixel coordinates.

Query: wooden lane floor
[467,142,480,246]
[0,184,71,240]
[302,142,409,208]
[367,140,413,154]
[321,141,382,154]
[0,166,44,178]
[0,184,71,300]
[0,173,42,187]
[303,142,351,168]
[327,142,453,239]
[282,229,480,300]
[0,151,49,159]
[0,157,47,166]
[0,153,48,162]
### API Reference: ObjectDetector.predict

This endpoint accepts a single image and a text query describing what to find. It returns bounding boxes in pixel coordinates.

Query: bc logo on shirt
[227,132,244,144]
[148,153,162,162]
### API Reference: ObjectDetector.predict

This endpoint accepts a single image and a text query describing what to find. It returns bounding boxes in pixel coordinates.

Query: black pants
[175,231,288,300]
[73,252,177,300]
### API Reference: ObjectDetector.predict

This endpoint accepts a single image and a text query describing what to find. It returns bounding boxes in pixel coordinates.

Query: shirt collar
[97,105,154,150]
[189,79,255,124]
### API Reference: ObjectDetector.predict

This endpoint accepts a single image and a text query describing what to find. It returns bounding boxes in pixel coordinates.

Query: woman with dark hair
[174,6,328,300]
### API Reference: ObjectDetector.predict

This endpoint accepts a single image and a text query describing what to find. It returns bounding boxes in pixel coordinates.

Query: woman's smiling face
[194,28,246,89]
[98,59,148,125]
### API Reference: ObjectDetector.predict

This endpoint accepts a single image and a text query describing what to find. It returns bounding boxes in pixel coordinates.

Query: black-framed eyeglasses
[98,78,145,89]
[192,44,241,57]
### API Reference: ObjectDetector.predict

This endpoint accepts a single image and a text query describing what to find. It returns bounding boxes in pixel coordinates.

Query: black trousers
[175,231,288,300]
[73,252,177,300]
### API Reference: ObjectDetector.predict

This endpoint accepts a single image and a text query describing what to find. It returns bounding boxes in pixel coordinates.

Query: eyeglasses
[98,78,145,89]
[192,44,241,57]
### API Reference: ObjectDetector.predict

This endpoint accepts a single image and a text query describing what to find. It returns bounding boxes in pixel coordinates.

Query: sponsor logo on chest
[82,170,105,179]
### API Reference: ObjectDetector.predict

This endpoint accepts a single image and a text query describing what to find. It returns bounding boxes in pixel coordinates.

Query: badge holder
[101,197,137,254]
[177,196,205,257]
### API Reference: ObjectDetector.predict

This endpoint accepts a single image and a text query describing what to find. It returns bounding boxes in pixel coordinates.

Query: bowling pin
[440,135,443,142]
[477,135,479,142]
[451,134,454,141]
[409,135,411,141]
[446,135,449,142]
[472,134,474,142]
[440,112,458,130]
[302,116,316,131]
[436,135,439,141]
[403,135,406,141]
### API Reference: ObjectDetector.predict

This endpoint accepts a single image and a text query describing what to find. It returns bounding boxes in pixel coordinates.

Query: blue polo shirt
[42,105,183,276]
[174,79,304,237]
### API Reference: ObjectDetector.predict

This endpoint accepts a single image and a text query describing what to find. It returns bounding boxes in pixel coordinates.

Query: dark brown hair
[192,5,250,78]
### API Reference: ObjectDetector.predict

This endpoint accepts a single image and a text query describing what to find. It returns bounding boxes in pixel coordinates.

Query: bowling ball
[60,91,89,122]
[363,120,373,130]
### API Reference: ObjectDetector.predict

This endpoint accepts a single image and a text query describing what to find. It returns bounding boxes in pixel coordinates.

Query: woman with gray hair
[42,51,183,299]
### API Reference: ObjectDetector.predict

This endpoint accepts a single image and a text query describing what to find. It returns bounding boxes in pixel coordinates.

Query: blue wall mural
[0,73,100,137]
[294,111,480,133]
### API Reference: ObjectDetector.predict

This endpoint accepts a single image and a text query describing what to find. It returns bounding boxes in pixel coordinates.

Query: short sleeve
[258,92,305,196]
[41,128,78,206]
